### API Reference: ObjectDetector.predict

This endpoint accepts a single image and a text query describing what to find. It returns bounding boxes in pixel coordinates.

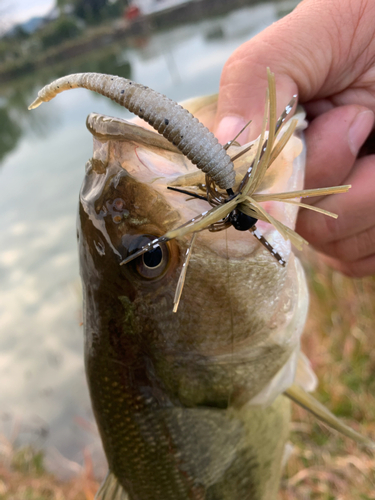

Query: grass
[1,250,374,498]
[0,442,99,499]
[279,249,375,499]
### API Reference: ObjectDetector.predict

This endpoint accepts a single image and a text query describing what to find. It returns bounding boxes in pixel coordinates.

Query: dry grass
[280,249,375,499]
[1,251,375,499]
[0,440,99,500]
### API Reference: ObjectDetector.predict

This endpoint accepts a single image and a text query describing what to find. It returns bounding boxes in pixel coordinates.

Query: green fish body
[78,99,308,499]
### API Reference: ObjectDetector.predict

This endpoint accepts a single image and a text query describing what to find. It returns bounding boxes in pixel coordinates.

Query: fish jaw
[81,104,308,407]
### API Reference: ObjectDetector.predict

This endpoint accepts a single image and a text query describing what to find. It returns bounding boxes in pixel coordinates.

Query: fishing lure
[167,113,293,268]
[29,69,350,313]
[114,70,350,310]
[28,72,235,190]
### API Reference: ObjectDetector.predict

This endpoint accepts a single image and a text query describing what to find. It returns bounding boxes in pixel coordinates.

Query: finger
[296,155,375,246]
[321,253,375,279]
[214,26,309,143]
[214,2,330,144]
[303,105,374,189]
[320,224,375,264]
[304,99,335,119]
[214,0,375,145]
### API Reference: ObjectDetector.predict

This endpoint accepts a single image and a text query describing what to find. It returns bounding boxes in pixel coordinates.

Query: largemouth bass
[29,73,368,499]
[81,114,305,500]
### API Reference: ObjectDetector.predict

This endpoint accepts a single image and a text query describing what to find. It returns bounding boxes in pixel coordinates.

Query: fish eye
[121,234,174,280]
[136,243,170,279]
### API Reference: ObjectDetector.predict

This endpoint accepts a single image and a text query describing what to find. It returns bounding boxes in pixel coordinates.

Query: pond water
[0,0,300,478]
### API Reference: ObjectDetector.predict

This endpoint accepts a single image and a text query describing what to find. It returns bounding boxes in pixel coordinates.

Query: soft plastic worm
[29,73,235,190]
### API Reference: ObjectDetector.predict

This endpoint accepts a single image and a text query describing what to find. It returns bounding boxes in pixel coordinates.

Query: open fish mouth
[117,70,348,282]
[118,101,307,265]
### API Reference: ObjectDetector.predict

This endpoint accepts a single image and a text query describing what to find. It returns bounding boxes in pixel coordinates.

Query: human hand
[214,0,375,277]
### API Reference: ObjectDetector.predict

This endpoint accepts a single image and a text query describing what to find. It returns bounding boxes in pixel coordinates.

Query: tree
[73,0,110,23]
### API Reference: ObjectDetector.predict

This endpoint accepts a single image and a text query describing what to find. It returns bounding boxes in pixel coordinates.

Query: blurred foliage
[0,38,24,65]
[40,17,82,50]
[0,0,129,78]
[10,26,30,41]
[74,0,111,23]
[11,447,44,476]
[0,440,99,500]
[58,0,128,24]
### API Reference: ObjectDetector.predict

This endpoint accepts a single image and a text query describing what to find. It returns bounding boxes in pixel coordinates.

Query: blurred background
[0,0,374,498]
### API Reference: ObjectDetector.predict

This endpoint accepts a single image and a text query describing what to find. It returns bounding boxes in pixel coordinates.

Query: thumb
[214,0,350,144]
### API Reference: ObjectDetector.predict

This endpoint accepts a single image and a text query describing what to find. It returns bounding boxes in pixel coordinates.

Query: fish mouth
[142,126,306,262]
[88,101,306,262]
[128,104,305,262]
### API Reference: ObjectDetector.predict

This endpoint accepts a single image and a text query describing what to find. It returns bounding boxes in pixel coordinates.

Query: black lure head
[229,209,257,232]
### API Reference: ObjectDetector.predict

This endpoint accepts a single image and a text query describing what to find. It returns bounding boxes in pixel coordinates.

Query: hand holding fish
[215,0,375,277]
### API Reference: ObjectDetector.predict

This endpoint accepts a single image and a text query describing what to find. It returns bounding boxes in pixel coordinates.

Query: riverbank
[0,0,295,84]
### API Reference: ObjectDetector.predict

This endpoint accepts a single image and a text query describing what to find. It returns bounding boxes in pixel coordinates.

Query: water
[0,0,300,478]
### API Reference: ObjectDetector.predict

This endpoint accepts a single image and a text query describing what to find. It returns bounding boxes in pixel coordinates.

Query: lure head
[228,209,257,231]
[79,96,308,411]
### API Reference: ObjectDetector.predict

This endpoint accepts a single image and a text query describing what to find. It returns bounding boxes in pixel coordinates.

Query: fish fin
[95,471,129,500]
[285,383,375,448]
[294,352,318,393]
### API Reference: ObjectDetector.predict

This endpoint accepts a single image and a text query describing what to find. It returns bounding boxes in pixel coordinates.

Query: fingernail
[348,110,374,156]
[215,116,248,145]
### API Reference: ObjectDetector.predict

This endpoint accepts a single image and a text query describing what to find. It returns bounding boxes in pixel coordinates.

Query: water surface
[0,0,300,477]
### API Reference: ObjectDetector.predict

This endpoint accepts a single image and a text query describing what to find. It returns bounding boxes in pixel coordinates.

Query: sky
[1,0,55,28]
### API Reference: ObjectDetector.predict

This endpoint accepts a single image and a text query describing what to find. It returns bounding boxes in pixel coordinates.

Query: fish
[29,73,371,500]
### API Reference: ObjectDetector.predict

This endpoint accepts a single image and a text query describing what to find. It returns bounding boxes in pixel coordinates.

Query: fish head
[79,97,308,410]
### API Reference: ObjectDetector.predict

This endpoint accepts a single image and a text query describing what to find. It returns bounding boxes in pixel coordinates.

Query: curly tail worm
[28,73,235,190]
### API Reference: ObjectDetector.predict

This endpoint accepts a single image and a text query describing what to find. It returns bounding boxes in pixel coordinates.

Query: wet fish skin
[78,131,302,498]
